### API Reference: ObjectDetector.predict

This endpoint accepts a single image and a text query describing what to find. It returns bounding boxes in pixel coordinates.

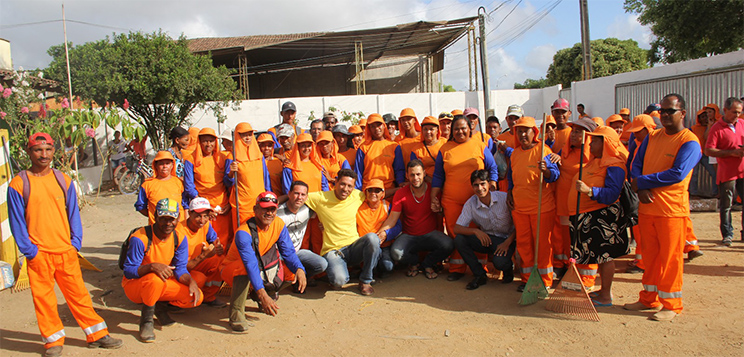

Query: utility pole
[477,7,491,118]
[579,0,592,80]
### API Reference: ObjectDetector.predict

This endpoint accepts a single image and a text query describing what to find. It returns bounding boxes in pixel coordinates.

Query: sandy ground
[1,193,743,356]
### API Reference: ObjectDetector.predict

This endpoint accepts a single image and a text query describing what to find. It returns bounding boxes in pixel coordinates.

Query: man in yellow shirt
[304,169,380,296]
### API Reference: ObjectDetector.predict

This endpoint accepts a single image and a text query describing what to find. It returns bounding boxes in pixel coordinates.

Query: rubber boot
[155,302,176,326]
[139,305,156,343]
[229,275,254,332]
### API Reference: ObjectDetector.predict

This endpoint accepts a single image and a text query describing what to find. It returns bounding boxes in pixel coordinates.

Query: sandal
[424,267,438,279]
[406,265,420,277]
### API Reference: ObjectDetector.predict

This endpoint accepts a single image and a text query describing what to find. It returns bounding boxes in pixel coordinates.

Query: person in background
[577,103,590,119]
[168,127,190,179]
[543,115,557,149]
[354,113,404,197]
[226,123,272,229]
[257,133,284,197]
[316,130,351,188]
[275,123,296,160]
[349,124,365,150]
[334,125,358,168]
[407,116,446,180]
[110,130,128,169]
[358,118,367,133]
[551,99,573,153]
[322,111,337,131]
[485,116,502,147]
[219,128,233,156]
[618,108,633,145]
[438,112,453,140]
[135,150,186,224]
[689,109,717,198]
[496,104,523,149]
[384,113,398,139]
[395,108,420,143]
[606,114,627,138]
[268,101,301,148]
[592,117,605,127]
[309,119,324,142]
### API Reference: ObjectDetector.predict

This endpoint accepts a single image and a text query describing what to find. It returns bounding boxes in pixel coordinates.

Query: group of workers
[8,94,743,355]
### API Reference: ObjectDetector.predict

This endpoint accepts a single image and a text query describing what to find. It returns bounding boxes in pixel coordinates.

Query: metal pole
[478,7,491,122]
[579,0,592,80]
[467,28,473,92]
[472,27,479,92]
[62,3,81,191]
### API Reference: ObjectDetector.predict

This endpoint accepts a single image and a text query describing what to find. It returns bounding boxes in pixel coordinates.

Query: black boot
[154,302,176,326]
[139,305,155,343]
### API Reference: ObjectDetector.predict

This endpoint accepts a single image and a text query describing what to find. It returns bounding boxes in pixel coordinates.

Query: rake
[545,131,600,321]
[519,115,549,305]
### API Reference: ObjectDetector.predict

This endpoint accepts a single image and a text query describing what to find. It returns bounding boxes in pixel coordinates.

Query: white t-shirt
[110,139,128,160]
[276,203,312,252]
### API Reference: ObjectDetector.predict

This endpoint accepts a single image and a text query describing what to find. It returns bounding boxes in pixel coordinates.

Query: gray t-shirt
[276,203,312,251]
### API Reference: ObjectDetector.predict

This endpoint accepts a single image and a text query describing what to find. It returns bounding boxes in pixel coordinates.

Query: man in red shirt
[705,97,744,246]
[377,159,453,279]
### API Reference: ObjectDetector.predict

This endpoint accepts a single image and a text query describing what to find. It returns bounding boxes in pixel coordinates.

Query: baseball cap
[331,124,349,135]
[544,115,556,126]
[463,107,479,118]
[281,101,296,113]
[219,128,233,141]
[316,130,333,143]
[256,191,278,208]
[421,116,439,127]
[348,125,363,134]
[619,108,630,115]
[27,132,54,148]
[358,118,367,127]
[506,105,524,118]
[567,117,598,132]
[198,127,217,138]
[438,112,453,121]
[189,197,213,213]
[512,117,540,142]
[399,108,416,119]
[606,114,626,124]
[277,123,294,138]
[153,150,176,163]
[323,111,336,119]
[645,103,661,113]
[591,117,605,126]
[551,98,570,111]
[295,132,314,144]
[156,198,179,219]
[256,133,274,143]
[365,179,385,191]
[451,109,464,116]
[625,114,656,133]
[383,113,397,124]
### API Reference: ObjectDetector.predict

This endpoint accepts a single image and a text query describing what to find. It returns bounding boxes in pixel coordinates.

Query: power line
[0,18,133,32]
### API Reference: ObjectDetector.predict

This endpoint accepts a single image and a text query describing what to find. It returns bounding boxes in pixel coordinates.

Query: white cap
[189,197,213,213]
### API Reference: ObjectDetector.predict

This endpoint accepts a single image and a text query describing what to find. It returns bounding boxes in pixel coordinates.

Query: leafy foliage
[546,38,649,88]
[45,31,241,150]
[625,0,744,64]
[514,78,550,89]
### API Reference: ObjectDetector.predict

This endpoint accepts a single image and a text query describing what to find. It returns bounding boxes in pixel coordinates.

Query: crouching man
[220,191,307,332]
[122,198,203,342]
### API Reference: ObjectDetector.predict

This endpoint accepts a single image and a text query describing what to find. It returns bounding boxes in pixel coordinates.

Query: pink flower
[85,128,95,138]
[21,107,29,114]
[39,104,46,118]
[0,84,4,92]
[123,99,130,110]
[2,88,11,98]
[61,98,69,109]
[0,112,6,119]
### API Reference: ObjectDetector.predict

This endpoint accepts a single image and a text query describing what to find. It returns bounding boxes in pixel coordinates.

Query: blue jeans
[719,178,744,240]
[378,246,393,273]
[454,233,515,278]
[690,155,718,197]
[390,230,454,270]
[296,249,327,277]
[324,233,381,286]
[111,157,125,168]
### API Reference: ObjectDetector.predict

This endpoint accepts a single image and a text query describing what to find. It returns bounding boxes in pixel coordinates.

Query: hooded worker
[226,122,271,230]
[354,113,405,194]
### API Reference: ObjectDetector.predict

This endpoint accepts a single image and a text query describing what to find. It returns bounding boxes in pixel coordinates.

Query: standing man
[275,123,296,159]
[577,103,590,119]
[705,97,744,246]
[551,99,573,154]
[438,112,453,140]
[384,113,398,139]
[268,101,300,143]
[485,116,502,144]
[9,132,123,356]
[309,119,324,142]
[110,130,128,169]
[354,113,404,195]
[305,169,381,295]
[496,105,523,149]
[626,94,701,321]
[322,111,338,130]
[453,169,516,289]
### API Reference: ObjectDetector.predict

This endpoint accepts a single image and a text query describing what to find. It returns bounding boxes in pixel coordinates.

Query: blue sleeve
[482,147,499,181]
[410,151,419,162]
[172,235,190,279]
[543,155,560,183]
[269,131,281,150]
[224,159,235,188]
[276,226,304,273]
[320,172,329,192]
[432,151,445,188]
[234,230,264,291]
[263,158,271,192]
[134,186,147,211]
[384,204,402,240]
[123,236,145,279]
[636,141,702,190]
[393,145,405,185]
[487,137,494,153]
[592,166,625,205]
[354,149,366,190]
[630,135,647,180]
[183,160,199,202]
[341,159,351,171]
[206,224,218,244]
[7,187,37,260]
[66,180,83,251]
[627,139,638,180]
[282,168,293,195]
[546,139,555,149]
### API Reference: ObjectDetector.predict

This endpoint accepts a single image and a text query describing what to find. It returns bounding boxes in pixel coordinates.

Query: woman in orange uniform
[135,150,186,224]
[226,122,271,230]
[407,116,446,181]
[184,128,233,247]
[354,113,404,196]
[431,117,499,281]
[316,130,351,188]
[506,117,560,290]
[257,133,284,196]
[568,126,632,307]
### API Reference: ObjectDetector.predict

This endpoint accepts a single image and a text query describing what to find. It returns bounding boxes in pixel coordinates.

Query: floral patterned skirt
[569,200,631,264]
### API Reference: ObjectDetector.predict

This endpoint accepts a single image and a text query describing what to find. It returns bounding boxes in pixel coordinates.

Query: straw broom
[218,130,240,297]
[518,115,550,305]
[545,130,600,321]
[1,136,30,292]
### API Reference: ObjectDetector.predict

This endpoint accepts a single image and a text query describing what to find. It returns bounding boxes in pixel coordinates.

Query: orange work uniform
[135,176,185,225]
[184,150,233,248]
[8,171,109,348]
[176,220,223,303]
[631,128,701,313]
[354,114,403,190]
[552,127,571,156]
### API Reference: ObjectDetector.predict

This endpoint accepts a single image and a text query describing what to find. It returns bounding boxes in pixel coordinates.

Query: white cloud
[524,44,556,72]
[607,14,653,49]
[177,16,218,39]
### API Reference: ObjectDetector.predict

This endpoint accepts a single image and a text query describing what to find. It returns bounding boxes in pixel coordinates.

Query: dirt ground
[1,193,743,356]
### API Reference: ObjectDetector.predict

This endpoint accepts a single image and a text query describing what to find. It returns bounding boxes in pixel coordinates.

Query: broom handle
[232,130,240,227]
[572,131,586,255]
[534,115,547,266]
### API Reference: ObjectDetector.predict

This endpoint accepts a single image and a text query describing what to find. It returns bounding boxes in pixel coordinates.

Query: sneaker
[650,309,678,321]
[87,334,124,349]
[722,238,733,247]
[687,250,704,262]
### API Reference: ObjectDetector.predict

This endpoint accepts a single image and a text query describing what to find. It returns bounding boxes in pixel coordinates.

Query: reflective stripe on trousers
[578,268,597,276]
[643,284,657,292]
[82,321,107,336]
[658,290,682,299]
[42,329,65,343]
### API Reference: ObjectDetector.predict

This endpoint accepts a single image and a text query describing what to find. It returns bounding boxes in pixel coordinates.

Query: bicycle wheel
[113,165,127,186]
[118,171,141,195]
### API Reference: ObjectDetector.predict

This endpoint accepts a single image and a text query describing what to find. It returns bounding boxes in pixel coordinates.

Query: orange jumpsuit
[185,150,233,248]
[136,176,185,225]
[227,129,271,230]
[265,157,284,197]
[407,139,445,179]
[552,127,571,156]
[8,172,109,349]
[631,128,701,313]
[176,220,223,303]
[340,148,357,169]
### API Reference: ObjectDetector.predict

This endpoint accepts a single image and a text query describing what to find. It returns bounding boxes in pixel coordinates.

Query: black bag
[247,218,284,294]
[619,180,639,226]
[118,226,178,270]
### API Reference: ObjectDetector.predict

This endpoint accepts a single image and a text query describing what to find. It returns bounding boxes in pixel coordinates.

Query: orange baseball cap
[451,109,463,116]
[399,108,416,119]
[365,178,385,191]
[348,125,363,134]
[421,116,439,127]
[625,114,656,133]
[198,127,217,138]
[358,118,367,126]
[235,122,254,133]
[545,115,556,126]
[591,117,605,126]
[256,133,274,143]
[606,114,626,124]
[316,130,333,143]
[513,117,539,142]
[619,108,630,115]
[295,132,314,144]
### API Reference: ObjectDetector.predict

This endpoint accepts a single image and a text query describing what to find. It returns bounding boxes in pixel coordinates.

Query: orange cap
[451,109,463,116]
[358,118,367,126]
[619,108,630,115]
[295,132,314,144]
[366,113,384,125]
[513,117,540,142]
[365,178,385,191]
[399,108,416,119]
[153,150,175,163]
[315,130,334,143]
[606,114,625,124]
[625,114,656,133]
[236,122,254,133]
[257,133,274,143]
[649,111,660,119]
[421,116,439,127]
[591,117,605,126]
[348,125,363,134]
[198,127,217,137]
[545,115,556,126]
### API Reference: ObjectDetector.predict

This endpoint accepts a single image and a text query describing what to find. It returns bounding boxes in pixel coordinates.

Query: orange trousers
[303,216,323,255]
[443,199,487,273]
[190,255,224,303]
[554,222,597,287]
[638,215,685,313]
[683,216,699,253]
[212,212,233,251]
[221,260,247,287]
[27,250,108,348]
[512,210,555,288]
[632,225,645,269]
[123,274,203,308]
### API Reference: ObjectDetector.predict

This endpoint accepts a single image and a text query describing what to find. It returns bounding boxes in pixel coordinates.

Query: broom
[545,131,600,321]
[2,136,30,292]
[519,115,550,305]
[219,129,242,297]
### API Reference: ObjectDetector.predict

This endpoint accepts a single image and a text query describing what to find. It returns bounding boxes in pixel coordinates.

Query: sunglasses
[366,188,383,193]
[659,108,682,116]
[258,196,278,204]
[439,113,454,119]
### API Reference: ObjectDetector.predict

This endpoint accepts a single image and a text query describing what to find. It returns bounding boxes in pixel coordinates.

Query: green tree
[625,0,744,64]
[514,78,550,89]
[442,84,456,92]
[546,38,649,88]
[45,31,241,150]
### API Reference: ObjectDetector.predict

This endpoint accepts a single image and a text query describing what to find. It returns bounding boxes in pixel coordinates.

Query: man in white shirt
[110,131,128,168]
[453,169,516,290]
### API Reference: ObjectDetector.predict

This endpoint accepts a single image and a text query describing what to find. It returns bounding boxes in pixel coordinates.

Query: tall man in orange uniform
[135,150,187,224]
[226,123,272,229]
[625,94,701,321]
[9,132,123,356]
[177,197,226,307]
[354,113,405,197]
[550,99,573,154]
[123,198,203,342]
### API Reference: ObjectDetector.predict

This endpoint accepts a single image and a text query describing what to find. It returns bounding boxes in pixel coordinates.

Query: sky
[0,0,653,92]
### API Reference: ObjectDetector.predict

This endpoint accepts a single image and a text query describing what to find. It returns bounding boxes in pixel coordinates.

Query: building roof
[0,68,61,91]
[188,17,476,74]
